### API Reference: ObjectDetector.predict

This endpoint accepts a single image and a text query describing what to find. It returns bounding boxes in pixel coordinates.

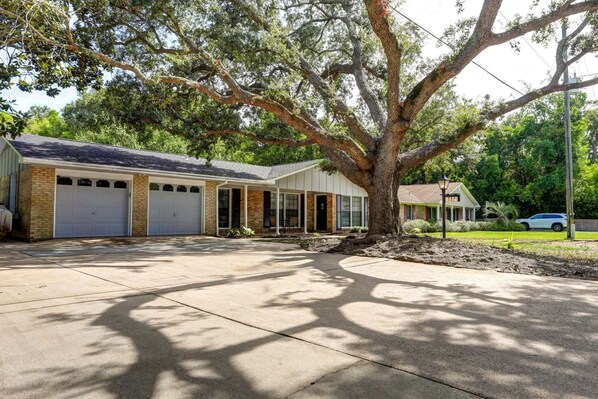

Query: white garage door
[55,177,129,238]
[149,183,203,235]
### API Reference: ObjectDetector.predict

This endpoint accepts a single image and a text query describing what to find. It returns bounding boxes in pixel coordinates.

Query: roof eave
[21,157,275,185]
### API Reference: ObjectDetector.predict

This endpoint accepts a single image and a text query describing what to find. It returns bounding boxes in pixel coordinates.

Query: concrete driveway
[0,237,596,399]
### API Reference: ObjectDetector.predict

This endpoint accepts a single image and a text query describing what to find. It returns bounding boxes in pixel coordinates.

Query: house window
[337,195,365,228]
[218,189,231,228]
[352,197,362,227]
[406,205,416,220]
[190,186,200,193]
[427,207,437,222]
[114,181,127,189]
[364,197,369,227]
[269,193,300,227]
[57,177,73,185]
[149,183,159,191]
[77,178,92,187]
[340,196,351,228]
[177,185,187,192]
[96,180,110,188]
[163,184,174,192]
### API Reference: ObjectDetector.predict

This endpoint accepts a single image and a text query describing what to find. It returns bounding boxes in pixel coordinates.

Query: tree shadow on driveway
[4,239,597,398]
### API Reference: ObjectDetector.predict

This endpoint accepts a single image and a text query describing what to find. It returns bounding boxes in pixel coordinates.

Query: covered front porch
[214,184,339,236]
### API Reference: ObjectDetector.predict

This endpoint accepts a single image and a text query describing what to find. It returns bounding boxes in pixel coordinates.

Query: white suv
[516,213,568,232]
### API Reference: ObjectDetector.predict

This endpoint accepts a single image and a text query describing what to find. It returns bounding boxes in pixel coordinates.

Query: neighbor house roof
[398,182,479,207]
[7,134,320,183]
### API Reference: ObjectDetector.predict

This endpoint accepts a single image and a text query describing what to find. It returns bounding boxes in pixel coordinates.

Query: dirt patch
[300,235,598,281]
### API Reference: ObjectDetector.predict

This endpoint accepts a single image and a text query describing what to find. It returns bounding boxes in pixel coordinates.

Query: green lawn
[425,231,598,241]
[424,231,598,261]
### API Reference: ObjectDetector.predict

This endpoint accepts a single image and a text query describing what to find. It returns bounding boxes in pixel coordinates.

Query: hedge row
[403,219,524,233]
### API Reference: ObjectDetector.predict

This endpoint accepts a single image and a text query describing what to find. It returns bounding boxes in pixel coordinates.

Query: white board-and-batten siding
[0,144,22,177]
[276,167,367,197]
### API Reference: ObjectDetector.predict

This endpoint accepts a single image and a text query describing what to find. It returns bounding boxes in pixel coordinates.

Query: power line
[390,6,525,96]
[498,11,553,71]
[580,61,597,100]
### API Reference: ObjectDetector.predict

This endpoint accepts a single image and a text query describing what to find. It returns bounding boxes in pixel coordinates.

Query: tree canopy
[1,0,598,234]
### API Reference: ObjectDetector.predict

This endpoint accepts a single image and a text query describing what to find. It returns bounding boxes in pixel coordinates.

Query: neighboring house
[0,135,479,241]
[398,183,480,223]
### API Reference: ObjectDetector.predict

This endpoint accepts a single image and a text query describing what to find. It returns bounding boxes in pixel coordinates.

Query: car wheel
[522,222,530,231]
[552,223,563,232]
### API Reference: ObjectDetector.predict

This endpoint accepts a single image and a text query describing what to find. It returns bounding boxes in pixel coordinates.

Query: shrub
[349,226,368,233]
[477,221,525,231]
[240,225,255,237]
[226,226,255,238]
[403,219,432,233]
[452,220,478,232]
[226,228,241,238]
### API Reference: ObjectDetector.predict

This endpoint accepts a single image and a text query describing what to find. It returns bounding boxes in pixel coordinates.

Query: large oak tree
[1,0,598,234]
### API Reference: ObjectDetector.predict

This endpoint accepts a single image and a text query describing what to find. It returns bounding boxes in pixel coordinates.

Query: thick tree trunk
[366,173,403,236]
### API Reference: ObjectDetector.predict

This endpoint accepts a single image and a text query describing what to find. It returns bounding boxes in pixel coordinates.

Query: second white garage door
[149,183,203,235]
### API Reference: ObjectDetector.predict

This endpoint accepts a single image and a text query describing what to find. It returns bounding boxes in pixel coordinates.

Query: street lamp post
[438,175,450,239]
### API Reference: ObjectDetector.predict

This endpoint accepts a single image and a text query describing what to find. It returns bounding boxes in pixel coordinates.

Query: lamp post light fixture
[438,174,450,239]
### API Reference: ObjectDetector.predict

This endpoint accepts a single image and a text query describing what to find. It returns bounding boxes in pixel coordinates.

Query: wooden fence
[575,219,598,232]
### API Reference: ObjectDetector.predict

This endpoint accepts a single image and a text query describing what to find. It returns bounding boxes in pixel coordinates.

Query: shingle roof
[8,134,319,182]
[398,182,462,204]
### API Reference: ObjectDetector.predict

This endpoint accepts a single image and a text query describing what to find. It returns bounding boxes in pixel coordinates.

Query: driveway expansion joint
[282,359,365,399]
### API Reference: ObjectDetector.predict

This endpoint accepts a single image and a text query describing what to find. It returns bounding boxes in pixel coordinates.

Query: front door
[316,195,327,231]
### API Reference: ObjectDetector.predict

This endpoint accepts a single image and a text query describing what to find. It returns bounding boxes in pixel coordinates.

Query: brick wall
[204,181,218,235]
[132,175,148,236]
[245,190,269,233]
[327,193,337,232]
[307,194,314,232]
[18,166,55,241]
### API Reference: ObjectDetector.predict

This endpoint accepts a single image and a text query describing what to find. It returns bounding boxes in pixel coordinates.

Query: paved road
[0,237,596,399]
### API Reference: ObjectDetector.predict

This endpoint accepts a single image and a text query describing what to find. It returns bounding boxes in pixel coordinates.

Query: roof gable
[398,182,479,207]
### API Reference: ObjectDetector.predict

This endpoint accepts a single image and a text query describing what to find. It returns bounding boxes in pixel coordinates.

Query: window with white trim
[218,189,231,228]
[351,197,362,227]
[337,195,366,228]
[270,193,300,227]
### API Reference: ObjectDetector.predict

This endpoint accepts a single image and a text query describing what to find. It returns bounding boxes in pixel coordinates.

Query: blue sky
[2,0,597,112]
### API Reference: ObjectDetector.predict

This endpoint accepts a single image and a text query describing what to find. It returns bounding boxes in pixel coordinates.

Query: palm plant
[483,201,519,225]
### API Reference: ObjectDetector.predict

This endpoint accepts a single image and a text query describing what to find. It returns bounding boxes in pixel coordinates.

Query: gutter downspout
[215,181,228,237]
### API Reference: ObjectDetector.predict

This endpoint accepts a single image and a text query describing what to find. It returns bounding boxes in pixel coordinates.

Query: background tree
[587,108,598,163]
[466,93,598,218]
[1,0,598,235]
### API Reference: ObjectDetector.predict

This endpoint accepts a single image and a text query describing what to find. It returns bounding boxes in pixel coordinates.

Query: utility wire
[391,6,525,96]
[498,10,553,71]
[580,60,597,100]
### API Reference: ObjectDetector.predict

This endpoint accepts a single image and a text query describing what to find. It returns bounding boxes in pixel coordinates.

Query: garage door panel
[149,184,202,236]
[55,177,129,238]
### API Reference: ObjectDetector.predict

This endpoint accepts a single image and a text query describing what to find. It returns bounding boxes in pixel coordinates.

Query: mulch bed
[299,235,598,281]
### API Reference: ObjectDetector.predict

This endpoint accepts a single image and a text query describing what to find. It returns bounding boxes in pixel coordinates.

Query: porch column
[244,185,248,227]
[304,189,308,234]
[450,206,454,222]
[473,209,476,222]
[437,205,440,221]
[276,187,280,235]
[462,206,466,221]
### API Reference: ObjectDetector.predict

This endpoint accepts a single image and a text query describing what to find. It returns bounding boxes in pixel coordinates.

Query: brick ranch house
[1,135,479,241]
[398,183,480,223]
